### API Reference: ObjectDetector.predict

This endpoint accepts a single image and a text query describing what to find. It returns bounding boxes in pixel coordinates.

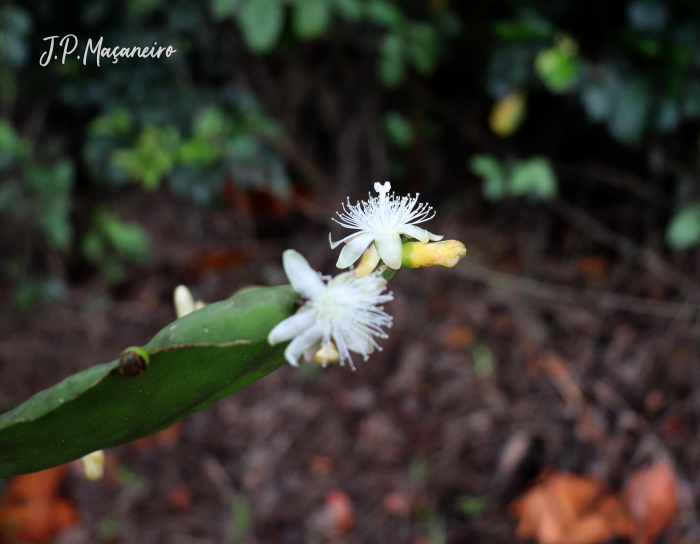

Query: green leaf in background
[666,204,700,249]
[179,137,225,166]
[127,0,163,15]
[469,154,507,201]
[83,210,149,282]
[384,111,413,148]
[534,35,581,93]
[509,157,557,199]
[24,160,75,250]
[471,343,494,377]
[89,106,134,136]
[293,0,331,39]
[332,0,362,21]
[628,0,667,32]
[228,496,253,540]
[180,109,228,166]
[609,79,651,144]
[470,155,557,201]
[0,7,33,67]
[210,0,243,20]
[581,71,621,123]
[0,120,31,168]
[12,278,66,313]
[455,495,491,518]
[193,106,228,139]
[379,33,405,88]
[492,14,553,41]
[407,23,439,75]
[365,0,404,28]
[111,125,180,190]
[238,0,284,53]
[0,285,300,477]
[95,211,149,264]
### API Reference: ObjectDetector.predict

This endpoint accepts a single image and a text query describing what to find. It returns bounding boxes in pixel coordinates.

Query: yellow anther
[401,240,467,269]
[81,450,105,480]
[313,343,340,366]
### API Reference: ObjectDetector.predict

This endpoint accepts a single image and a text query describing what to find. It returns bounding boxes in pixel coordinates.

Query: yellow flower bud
[355,243,381,278]
[401,240,466,269]
[81,450,105,480]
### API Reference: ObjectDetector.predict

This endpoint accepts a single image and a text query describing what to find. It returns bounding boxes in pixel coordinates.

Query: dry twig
[548,199,696,294]
[451,260,696,320]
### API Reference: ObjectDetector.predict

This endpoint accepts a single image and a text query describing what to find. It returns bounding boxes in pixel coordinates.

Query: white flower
[268,250,393,368]
[329,182,443,269]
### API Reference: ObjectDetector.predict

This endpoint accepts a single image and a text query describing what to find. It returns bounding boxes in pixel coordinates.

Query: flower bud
[174,285,205,318]
[355,243,381,278]
[401,240,466,269]
[174,285,195,318]
[81,450,105,480]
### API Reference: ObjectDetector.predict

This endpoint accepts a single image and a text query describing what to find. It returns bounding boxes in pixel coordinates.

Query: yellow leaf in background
[489,90,527,137]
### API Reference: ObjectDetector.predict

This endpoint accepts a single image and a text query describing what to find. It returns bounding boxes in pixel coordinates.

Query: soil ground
[2,186,699,544]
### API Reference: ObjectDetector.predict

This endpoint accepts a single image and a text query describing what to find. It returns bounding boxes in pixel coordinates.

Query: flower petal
[267,309,315,345]
[347,335,376,356]
[375,233,403,269]
[398,224,431,243]
[427,231,444,241]
[329,231,363,250]
[336,232,376,269]
[284,325,323,367]
[283,250,325,299]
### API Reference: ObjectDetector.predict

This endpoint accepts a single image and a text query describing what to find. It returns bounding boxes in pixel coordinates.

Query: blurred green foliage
[4,0,700,305]
[470,155,557,201]
[227,496,253,540]
[82,210,150,282]
[483,1,700,248]
[486,2,700,144]
[1,0,462,305]
[455,495,491,518]
[211,0,460,87]
[666,204,700,250]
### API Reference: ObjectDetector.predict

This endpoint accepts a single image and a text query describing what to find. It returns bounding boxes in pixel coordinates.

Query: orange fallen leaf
[222,182,291,220]
[441,326,475,349]
[623,461,678,544]
[576,255,610,279]
[383,492,411,516]
[187,249,251,279]
[308,455,334,475]
[661,415,684,436]
[510,472,631,544]
[0,466,77,543]
[132,422,183,452]
[325,489,356,534]
[167,483,192,511]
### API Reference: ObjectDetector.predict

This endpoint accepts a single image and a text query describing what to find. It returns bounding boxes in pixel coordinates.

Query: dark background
[1,0,700,542]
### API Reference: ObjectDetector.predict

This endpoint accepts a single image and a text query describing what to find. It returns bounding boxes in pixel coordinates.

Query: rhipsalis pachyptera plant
[0,182,465,477]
